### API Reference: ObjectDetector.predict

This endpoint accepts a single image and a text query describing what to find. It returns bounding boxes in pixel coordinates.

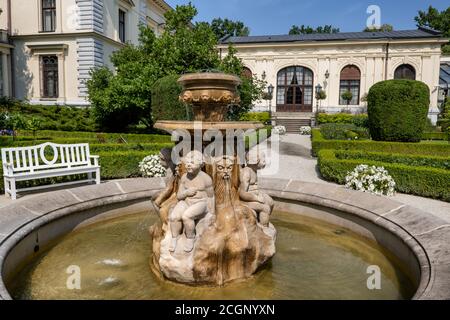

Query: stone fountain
[149,72,276,286]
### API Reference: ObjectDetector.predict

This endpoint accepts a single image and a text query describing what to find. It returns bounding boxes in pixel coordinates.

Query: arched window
[242,67,253,79]
[276,66,314,112]
[339,65,361,105]
[41,55,59,98]
[394,64,416,80]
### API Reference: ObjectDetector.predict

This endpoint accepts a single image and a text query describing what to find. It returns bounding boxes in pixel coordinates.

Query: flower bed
[318,149,450,201]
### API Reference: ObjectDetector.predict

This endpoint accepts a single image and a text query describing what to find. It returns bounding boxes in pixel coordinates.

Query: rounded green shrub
[151,74,192,122]
[367,80,430,142]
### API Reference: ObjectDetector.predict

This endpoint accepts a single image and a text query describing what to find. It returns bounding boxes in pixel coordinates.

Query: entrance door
[276,66,313,112]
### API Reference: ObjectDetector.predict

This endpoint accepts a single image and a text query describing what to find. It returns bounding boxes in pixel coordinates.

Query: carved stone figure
[168,150,215,253]
[239,151,274,227]
[152,148,182,226]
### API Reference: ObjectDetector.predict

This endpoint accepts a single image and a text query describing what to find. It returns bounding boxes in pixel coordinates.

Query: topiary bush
[367,80,430,142]
[151,74,192,122]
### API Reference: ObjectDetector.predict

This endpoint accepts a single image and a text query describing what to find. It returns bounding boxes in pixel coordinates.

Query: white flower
[299,126,312,135]
[139,155,166,178]
[344,164,396,197]
[273,126,287,135]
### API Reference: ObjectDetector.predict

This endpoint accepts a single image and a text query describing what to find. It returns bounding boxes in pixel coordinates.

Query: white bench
[1,142,100,200]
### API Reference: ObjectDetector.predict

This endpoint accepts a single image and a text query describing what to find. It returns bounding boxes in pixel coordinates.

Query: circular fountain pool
[6,210,416,300]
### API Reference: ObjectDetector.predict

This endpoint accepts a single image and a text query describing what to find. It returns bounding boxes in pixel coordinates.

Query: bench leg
[10,178,17,200]
[95,169,100,184]
[3,177,9,198]
[87,172,93,183]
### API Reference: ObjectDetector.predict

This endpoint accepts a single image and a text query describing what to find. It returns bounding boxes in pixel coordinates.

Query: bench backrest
[1,142,91,173]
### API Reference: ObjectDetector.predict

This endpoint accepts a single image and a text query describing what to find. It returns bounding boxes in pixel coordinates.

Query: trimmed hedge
[334,150,450,170]
[0,97,97,132]
[367,80,429,142]
[422,132,448,141]
[319,123,370,140]
[151,74,192,121]
[317,113,369,128]
[312,129,450,157]
[18,130,172,143]
[240,112,270,124]
[318,149,450,201]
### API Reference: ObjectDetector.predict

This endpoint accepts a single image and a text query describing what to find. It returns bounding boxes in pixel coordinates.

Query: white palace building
[219,28,449,128]
[0,1,449,129]
[0,0,171,106]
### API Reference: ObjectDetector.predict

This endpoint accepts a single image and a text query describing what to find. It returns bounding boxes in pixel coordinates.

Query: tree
[363,24,394,32]
[341,91,353,109]
[415,6,450,55]
[210,18,250,39]
[87,3,264,131]
[289,25,340,35]
[219,45,267,120]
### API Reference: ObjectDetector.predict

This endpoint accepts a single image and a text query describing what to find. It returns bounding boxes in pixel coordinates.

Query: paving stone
[416,226,450,265]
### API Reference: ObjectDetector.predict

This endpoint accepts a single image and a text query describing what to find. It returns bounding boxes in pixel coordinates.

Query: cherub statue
[169,150,215,253]
[239,151,274,227]
[152,148,181,225]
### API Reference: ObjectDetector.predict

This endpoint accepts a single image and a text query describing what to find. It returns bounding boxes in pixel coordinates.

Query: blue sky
[165,0,449,35]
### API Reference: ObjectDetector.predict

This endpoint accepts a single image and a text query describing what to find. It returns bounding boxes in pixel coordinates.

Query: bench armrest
[89,155,100,166]
[3,162,13,176]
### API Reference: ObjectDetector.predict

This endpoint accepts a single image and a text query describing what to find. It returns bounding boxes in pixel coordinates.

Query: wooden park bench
[1,142,100,200]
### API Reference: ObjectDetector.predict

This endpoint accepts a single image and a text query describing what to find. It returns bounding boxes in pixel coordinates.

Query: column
[2,53,10,97]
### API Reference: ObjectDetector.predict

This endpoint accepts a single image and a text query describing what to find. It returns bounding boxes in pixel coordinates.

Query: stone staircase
[273,113,313,133]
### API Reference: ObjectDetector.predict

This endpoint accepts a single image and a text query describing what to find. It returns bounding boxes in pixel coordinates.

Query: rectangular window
[42,0,56,32]
[119,9,126,42]
[339,80,360,105]
[41,55,59,98]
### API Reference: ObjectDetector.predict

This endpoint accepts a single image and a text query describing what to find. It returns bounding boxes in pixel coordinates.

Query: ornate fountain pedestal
[150,72,276,286]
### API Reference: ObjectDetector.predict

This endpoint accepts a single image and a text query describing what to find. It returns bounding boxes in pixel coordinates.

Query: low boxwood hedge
[316,113,369,127]
[312,129,450,157]
[318,149,450,201]
[334,150,450,170]
[422,132,448,141]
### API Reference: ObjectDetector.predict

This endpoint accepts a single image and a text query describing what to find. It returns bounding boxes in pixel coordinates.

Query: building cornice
[217,38,449,50]
[150,0,173,12]
[10,32,125,48]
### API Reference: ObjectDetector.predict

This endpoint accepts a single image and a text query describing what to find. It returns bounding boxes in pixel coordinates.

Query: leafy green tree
[363,24,394,32]
[87,3,264,130]
[220,45,267,120]
[415,6,450,54]
[210,18,250,39]
[289,25,340,35]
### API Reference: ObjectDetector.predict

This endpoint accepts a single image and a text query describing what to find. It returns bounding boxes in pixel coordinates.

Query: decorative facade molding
[77,37,104,97]
[76,0,104,34]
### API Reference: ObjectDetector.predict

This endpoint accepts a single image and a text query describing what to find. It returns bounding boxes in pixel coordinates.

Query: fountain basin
[0,178,448,300]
